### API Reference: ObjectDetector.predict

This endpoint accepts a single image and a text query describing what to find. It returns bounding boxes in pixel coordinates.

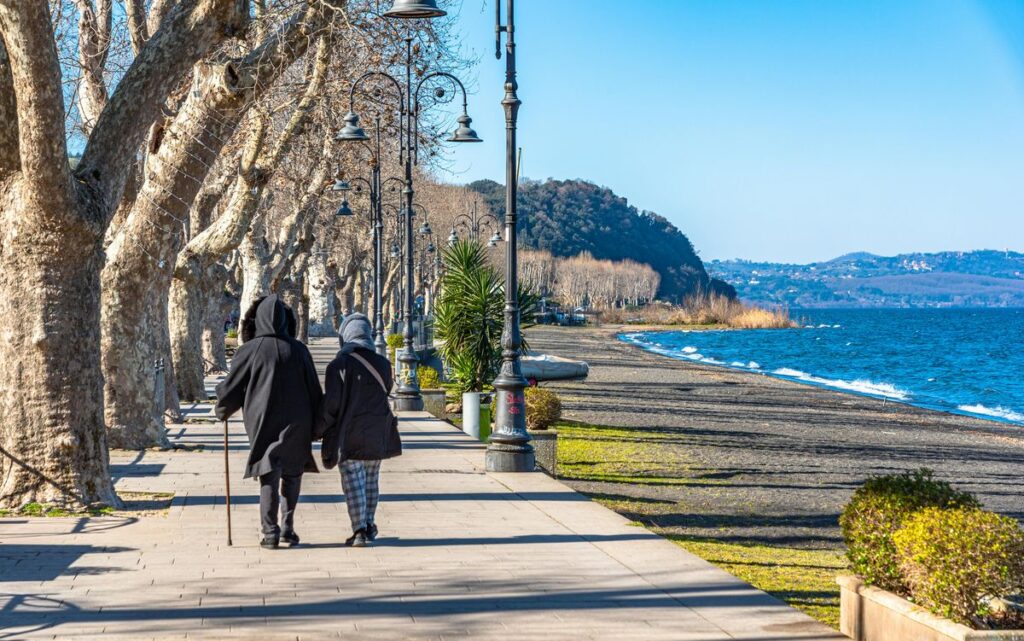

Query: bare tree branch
[123,0,148,54]
[0,1,74,211]
[78,0,247,219]
[75,0,113,133]
[146,0,175,37]
[175,32,332,283]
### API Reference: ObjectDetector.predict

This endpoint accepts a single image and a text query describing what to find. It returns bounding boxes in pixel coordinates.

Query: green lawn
[556,420,847,629]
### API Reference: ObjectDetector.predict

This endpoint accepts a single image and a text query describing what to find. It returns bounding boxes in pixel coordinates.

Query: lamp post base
[485,443,535,472]
[393,394,424,412]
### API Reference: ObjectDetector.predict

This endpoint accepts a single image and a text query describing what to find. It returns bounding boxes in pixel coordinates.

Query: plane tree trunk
[104,4,327,430]
[0,0,245,508]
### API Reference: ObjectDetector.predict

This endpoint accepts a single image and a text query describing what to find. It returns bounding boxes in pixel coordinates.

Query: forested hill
[468,179,734,301]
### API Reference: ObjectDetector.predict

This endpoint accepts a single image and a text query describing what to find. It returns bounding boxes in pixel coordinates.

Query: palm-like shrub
[435,241,504,393]
[434,239,539,393]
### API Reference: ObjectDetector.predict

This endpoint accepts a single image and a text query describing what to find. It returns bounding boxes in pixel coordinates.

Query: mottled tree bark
[202,265,234,373]
[74,0,112,134]
[104,4,326,437]
[174,43,331,384]
[0,0,244,508]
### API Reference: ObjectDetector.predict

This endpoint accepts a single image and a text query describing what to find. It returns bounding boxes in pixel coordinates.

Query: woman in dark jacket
[215,295,323,549]
[317,313,401,548]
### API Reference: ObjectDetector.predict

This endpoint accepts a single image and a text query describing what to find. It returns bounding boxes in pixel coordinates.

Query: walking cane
[223,419,233,546]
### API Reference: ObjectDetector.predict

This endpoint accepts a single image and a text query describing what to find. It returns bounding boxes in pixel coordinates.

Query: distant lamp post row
[331,171,404,356]
[336,3,480,411]
[448,201,502,247]
[340,0,534,475]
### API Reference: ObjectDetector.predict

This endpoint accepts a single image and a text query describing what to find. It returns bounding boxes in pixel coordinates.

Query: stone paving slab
[0,339,844,640]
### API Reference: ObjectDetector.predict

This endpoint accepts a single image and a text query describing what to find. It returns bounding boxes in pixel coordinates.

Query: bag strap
[350,351,389,396]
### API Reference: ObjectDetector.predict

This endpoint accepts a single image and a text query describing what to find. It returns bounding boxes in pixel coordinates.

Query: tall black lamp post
[337,22,481,411]
[487,0,533,472]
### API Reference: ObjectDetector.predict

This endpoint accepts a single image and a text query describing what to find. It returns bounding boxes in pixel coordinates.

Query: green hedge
[894,507,1024,627]
[525,387,561,431]
[386,333,404,361]
[418,365,441,390]
[839,468,979,592]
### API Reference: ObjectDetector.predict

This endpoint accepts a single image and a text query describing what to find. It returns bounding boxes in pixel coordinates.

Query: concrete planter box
[528,428,557,476]
[837,576,1024,641]
[421,390,447,420]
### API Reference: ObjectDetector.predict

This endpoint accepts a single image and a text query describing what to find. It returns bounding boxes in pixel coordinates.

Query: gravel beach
[528,324,1024,549]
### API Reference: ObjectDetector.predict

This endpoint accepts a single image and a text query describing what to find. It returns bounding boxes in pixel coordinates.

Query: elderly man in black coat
[215,295,323,549]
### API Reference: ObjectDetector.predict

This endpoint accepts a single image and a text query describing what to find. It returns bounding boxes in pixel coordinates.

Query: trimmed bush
[386,333,404,360]
[893,507,1024,627]
[418,365,441,390]
[525,387,562,431]
[226,328,238,339]
[839,468,979,593]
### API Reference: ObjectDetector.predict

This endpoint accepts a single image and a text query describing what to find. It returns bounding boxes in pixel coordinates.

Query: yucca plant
[435,239,540,393]
[435,240,504,393]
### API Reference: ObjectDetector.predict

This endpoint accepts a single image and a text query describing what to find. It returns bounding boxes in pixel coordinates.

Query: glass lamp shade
[383,0,446,19]
[488,230,503,246]
[335,200,354,217]
[390,243,401,258]
[447,229,459,246]
[335,112,369,142]
[426,241,436,254]
[331,179,351,192]
[418,221,432,236]
[448,114,482,143]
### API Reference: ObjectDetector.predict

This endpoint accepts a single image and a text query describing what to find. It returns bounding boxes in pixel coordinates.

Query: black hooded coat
[215,295,323,479]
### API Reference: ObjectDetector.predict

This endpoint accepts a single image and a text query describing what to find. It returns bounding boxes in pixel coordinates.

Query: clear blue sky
[442,0,1024,263]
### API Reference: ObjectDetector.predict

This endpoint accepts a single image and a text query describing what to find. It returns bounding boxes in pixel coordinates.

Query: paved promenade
[0,339,842,641]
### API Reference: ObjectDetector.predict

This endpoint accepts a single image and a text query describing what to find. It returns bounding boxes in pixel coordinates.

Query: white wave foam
[957,404,1024,423]
[682,346,699,354]
[823,378,910,401]
[773,367,808,378]
[772,368,909,400]
[747,361,761,369]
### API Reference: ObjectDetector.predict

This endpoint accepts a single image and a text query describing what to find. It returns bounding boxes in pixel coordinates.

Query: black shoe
[260,535,279,549]
[345,529,368,548]
[365,523,378,542]
[281,531,300,547]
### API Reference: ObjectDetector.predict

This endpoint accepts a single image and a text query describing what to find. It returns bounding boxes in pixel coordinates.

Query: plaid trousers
[340,459,382,533]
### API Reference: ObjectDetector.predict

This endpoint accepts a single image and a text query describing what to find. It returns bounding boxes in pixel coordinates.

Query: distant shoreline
[614,324,1024,429]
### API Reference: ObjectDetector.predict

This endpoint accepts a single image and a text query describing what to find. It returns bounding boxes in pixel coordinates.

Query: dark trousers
[258,469,302,538]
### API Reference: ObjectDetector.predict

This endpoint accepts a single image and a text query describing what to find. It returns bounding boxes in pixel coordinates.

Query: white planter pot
[462,392,481,439]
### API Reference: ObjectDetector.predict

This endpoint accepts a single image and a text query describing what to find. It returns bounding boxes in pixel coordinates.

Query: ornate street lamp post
[449,201,503,246]
[332,165,404,357]
[337,28,481,411]
[488,0,534,472]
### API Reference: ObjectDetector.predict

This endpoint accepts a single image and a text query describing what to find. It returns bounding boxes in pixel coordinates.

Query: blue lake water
[620,308,1024,426]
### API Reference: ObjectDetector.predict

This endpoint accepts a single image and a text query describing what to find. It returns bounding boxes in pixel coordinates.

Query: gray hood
[339,313,375,353]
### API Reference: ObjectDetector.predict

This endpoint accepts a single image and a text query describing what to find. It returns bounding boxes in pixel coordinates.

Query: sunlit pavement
[0,339,842,641]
